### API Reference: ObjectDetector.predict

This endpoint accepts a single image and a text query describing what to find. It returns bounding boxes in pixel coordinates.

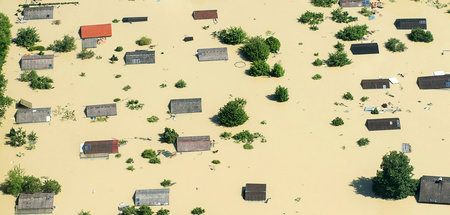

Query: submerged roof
[419,176,450,204]
[135,189,169,206]
[20,55,54,70]
[83,140,119,154]
[15,108,51,124]
[82,38,98,49]
[417,75,450,89]
[17,193,54,210]
[176,136,210,152]
[360,79,390,89]
[23,6,54,20]
[394,18,427,30]
[80,24,112,39]
[122,17,148,22]
[18,99,33,109]
[197,48,228,61]
[85,103,117,117]
[366,118,401,131]
[245,184,266,201]
[339,0,365,7]
[169,98,202,114]
[350,43,379,55]
[193,10,218,20]
[125,50,155,64]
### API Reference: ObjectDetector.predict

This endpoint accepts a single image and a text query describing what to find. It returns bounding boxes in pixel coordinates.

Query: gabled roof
[394,18,427,30]
[82,140,119,154]
[17,192,54,210]
[125,50,155,64]
[419,176,450,204]
[23,6,54,20]
[417,75,450,89]
[360,79,390,89]
[85,103,117,117]
[176,136,210,152]
[245,184,266,201]
[18,99,33,109]
[169,98,202,114]
[193,10,218,20]
[350,43,379,55]
[366,118,401,131]
[80,24,112,39]
[15,108,51,124]
[82,38,98,49]
[20,55,54,70]
[197,48,228,61]
[135,189,169,206]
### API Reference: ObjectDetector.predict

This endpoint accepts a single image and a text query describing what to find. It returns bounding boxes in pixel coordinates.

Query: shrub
[217,98,249,127]
[149,157,161,164]
[8,127,27,147]
[331,8,357,23]
[342,92,353,100]
[243,143,254,150]
[313,58,323,66]
[359,7,373,17]
[161,127,179,144]
[141,149,157,159]
[50,35,76,52]
[160,83,167,88]
[220,132,232,140]
[30,76,53,90]
[408,28,433,43]
[232,130,256,143]
[212,160,221,164]
[20,70,38,82]
[311,0,338,7]
[115,153,122,158]
[42,179,61,194]
[80,72,86,77]
[1,166,24,196]
[337,25,368,41]
[115,74,122,78]
[157,208,170,215]
[126,166,135,171]
[275,86,289,102]
[385,38,406,52]
[265,36,281,53]
[298,11,324,30]
[15,27,40,47]
[334,41,345,52]
[175,79,186,88]
[136,36,151,46]
[327,51,352,67]
[115,46,123,52]
[0,13,14,127]
[27,131,38,144]
[109,54,119,63]
[38,50,44,55]
[270,63,285,77]
[147,116,159,123]
[249,60,270,76]
[357,138,370,146]
[160,179,171,187]
[138,205,153,215]
[22,176,42,194]
[312,74,322,80]
[215,26,247,45]
[191,207,205,215]
[79,210,91,215]
[360,96,369,102]
[112,19,120,23]
[240,36,270,62]
[123,85,131,91]
[27,45,45,51]
[126,158,134,164]
[331,117,344,126]
[371,108,379,114]
[78,49,95,59]
[126,100,144,110]
[113,98,121,102]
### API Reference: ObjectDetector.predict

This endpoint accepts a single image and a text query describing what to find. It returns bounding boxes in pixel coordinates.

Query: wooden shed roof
[419,176,450,204]
[125,50,155,64]
[350,43,379,55]
[169,98,202,114]
[197,48,228,61]
[82,38,98,49]
[15,108,51,124]
[193,10,218,20]
[23,6,54,20]
[366,118,401,131]
[85,103,117,117]
[20,55,54,70]
[82,140,119,154]
[80,24,112,39]
[18,99,32,109]
[135,189,169,206]
[360,79,390,89]
[245,184,266,201]
[417,75,450,89]
[176,136,210,152]
[395,18,427,30]
[17,193,54,210]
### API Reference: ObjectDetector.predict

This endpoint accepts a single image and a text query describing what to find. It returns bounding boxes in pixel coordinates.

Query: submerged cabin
[80,24,112,39]
[82,38,98,49]
[18,99,32,109]
[183,36,194,42]
[366,118,401,131]
[417,75,450,89]
[134,189,169,206]
[176,136,210,152]
[81,140,119,157]
[122,17,148,23]
[197,48,228,61]
[15,108,51,124]
[361,79,390,89]
[16,192,54,214]
[193,10,218,20]
[394,18,427,30]
[339,0,365,7]
[85,103,117,118]
[125,50,155,64]
[350,43,379,55]
[244,184,266,201]
[169,98,202,114]
[20,55,54,70]
[23,6,54,20]
[418,176,450,204]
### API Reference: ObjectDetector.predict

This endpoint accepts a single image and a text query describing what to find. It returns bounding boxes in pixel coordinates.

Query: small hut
[23,6,54,20]
[350,43,379,55]
[183,36,194,42]
[122,17,148,23]
[197,48,228,61]
[360,79,390,89]
[366,118,401,131]
[176,136,210,152]
[18,99,32,109]
[82,38,98,49]
[15,108,51,124]
[169,98,202,114]
[394,18,427,30]
[417,75,450,89]
[244,184,266,201]
[85,103,117,118]
[80,24,112,39]
[134,189,169,206]
[418,176,450,204]
[192,10,218,20]
[80,140,119,159]
[20,55,54,70]
[339,0,365,7]
[16,193,54,214]
[125,50,155,64]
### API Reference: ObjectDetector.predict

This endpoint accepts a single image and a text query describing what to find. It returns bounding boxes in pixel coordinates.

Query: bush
[270,63,285,77]
[78,49,95,59]
[28,45,45,51]
[126,100,144,110]
[357,138,370,146]
[232,130,256,143]
[327,51,352,67]
[161,127,179,144]
[114,98,121,102]
[50,35,76,52]
[112,19,120,23]
[79,210,91,215]
[1,166,24,196]
[311,0,338,7]
[220,132,232,140]
[385,38,406,52]
[331,117,344,126]
[147,116,159,123]
[123,85,131,91]
[115,46,123,52]
[371,108,379,114]
[240,36,270,62]
[22,176,42,194]
[126,166,135,171]
[275,86,289,102]
[360,96,369,102]
[243,143,254,150]
[313,58,323,66]
[217,98,249,127]
[265,36,281,53]
[126,158,134,164]
[249,60,270,76]
[331,8,357,23]
[109,54,119,63]
[334,41,345,52]
[337,25,368,41]
[42,179,61,194]
[175,79,186,88]
[138,205,153,215]
[8,127,27,147]
[298,11,324,25]
[215,26,247,45]
[149,157,161,164]
[312,74,322,80]
[141,149,157,159]
[157,208,170,215]
[115,74,122,78]
[191,207,205,215]
[212,160,221,164]
[27,131,38,144]
[342,92,353,100]
[136,36,151,46]
[408,28,433,43]
[15,27,40,48]
[160,179,171,187]
[30,76,53,90]
[359,7,373,17]
[0,13,14,127]
[115,153,122,158]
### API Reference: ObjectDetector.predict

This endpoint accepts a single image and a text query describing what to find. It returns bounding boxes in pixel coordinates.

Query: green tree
[42,179,61,194]
[215,26,247,45]
[249,60,270,76]
[50,35,76,52]
[138,205,153,215]
[372,151,419,199]
[21,176,42,194]
[15,27,40,48]
[122,206,138,215]
[265,36,280,53]
[141,149,157,159]
[175,79,186,88]
[191,207,205,215]
[217,98,249,127]
[161,127,179,144]
[1,166,24,196]
[240,36,270,62]
[311,0,338,7]
[298,11,324,25]
[408,28,433,43]
[331,8,357,23]
[78,49,95,59]
[79,210,91,215]
[331,117,344,126]
[313,58,323,66]
[27,131,38,144]
[385,38,407,52]
[9,127,27,147]
[0,13,14,127]
[342,92,353,100]
[357,138,370,146]
[30,76,53,90]
[274,86,289,102]
[115,46,124,52]
[156,208,170,215]
[327,51,352,67]
[136,37,151,46]
[334,41,345,52]
[270,63,285,77]
[337,25,368,41]
[160,179,171,187]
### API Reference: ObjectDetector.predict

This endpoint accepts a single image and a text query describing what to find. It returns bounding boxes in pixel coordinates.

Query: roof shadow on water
[349,176,378,198]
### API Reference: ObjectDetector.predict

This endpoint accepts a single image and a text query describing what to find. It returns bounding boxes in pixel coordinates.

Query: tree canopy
[0,13,14,126]
[337,25,368,41]
[215,26,247,45]
[49,35,76,52]
[161,127,179,144]
[311,0,338,7]
[249,60,270,76]
[240,36,270,62]
[385,38,407,52]
[15,27,40,48]
[265,36,280,53]
[217,98,249,127]
[331,8,357,23]
[408,28,433,43]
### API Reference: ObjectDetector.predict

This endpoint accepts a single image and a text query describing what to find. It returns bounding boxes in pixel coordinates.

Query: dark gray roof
[17,193,54,210]
[15,108,51,124]
[339,0,365,7]
[366,118,401,131]
[419,176,450,204]
[395,18,427,30]
[82,38,98,49]
[125,50,155,64]
[350,43,379,55]
[197,48,228,61]
[417,75,450,89]
[21,55,54,70]
[169,98,202,114]
[85,103,117,117]
[23,6,54,20]
[122,17,148,22]
[176,136,210,152]
[360,79,390,89]
[245,184,266,201]
[135,189,169,206]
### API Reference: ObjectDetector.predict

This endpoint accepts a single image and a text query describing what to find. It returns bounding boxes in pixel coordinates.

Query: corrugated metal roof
[80,24,112,39]
[85,103,117,117]
[395,18,427,30]
[419,176,450,204]
[245,184,266,201]
[82,38,98,49]
[125,50,155,64]
[197,48,228,62]
[360,79,390,89]
[15,108,51,124]
[17,193,54,210]
[135,189,169,206]
[20,55,54,70]
[23,6,54,20]
[83,140,119,154]
[169,98,202,114]
[417,75,450,89]
[176,136,210,152]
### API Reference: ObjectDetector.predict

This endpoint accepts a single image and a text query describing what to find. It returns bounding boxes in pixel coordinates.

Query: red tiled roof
[80,24,112,39]
[193,10,218,20]
[83,139,119,154]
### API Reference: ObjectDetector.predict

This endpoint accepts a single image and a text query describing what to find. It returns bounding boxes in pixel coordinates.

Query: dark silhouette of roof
[82,140,119,154]
[193,10,218,20]
[125,50,155,64]
[419,176,450,204]
[15,108,51,124]
[85,103,117,117]
[350,43,379,55]
[360,79,390,89]
[394,18,427,30]
[80,24,112,39]
[176,136,210,152]
[134,189,169,206]
[23,6,54,20]
[366,118,401,131]
[197,48,228,61]
[244,184,266,201]
[169,98,202,114]
[122,17,148,23]
[20,55,54,70]
[417,75,450,89]
[16,192,54,212]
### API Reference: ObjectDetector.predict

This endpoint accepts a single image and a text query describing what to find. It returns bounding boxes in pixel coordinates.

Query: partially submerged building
[80,24,112,39]
[244,184,266,201]
[350,43,379,55]
[20,55,54,70]
[197,48,228,61]
[394,18,427,30]
[125,50,155,64]
[192,10,218,20]
[81,38,98,49]
[80,140,119,159]
[122,17,148,23]
[176,136,211,152]
[417,74,450,89]
[134,189,169,206]
[360,79,390,89]
[17,99,32,109]
[15,108,51,124]
[339,0,366,7]
[366,118,401,131]
[169,98,202,114]
[85,103,117,118]
[16,192,54,214]
[418,176,450,204]
[23,6,54,20]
